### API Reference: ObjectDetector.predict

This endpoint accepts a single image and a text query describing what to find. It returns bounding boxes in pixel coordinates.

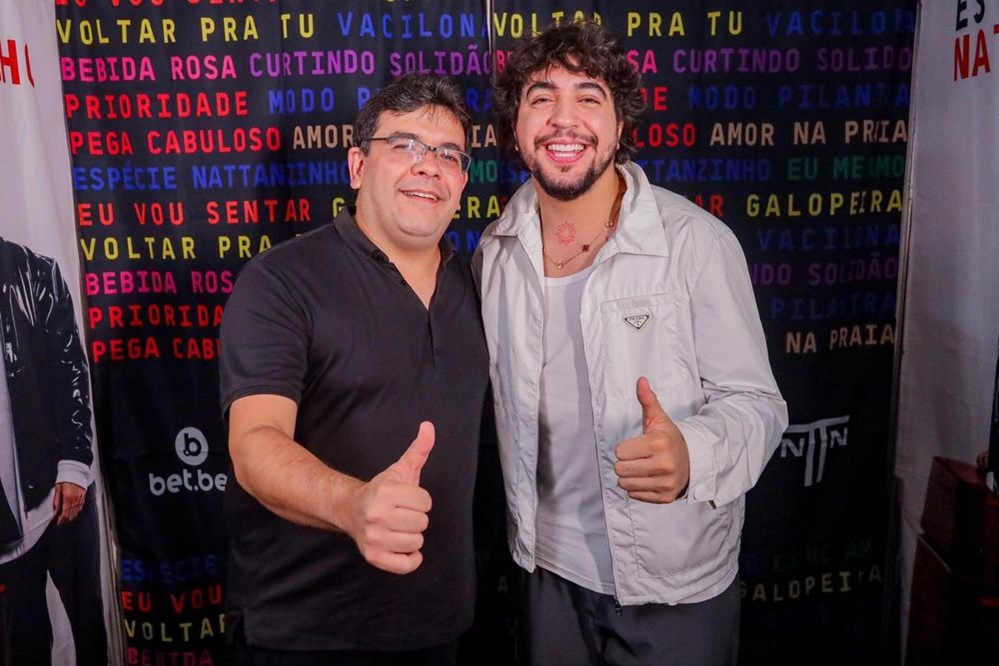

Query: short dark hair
[354,73,472,151]
[494,21,645,165]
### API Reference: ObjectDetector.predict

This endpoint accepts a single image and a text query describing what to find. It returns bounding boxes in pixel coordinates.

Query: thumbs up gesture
[345,422,435,574]
[614,378,690,504]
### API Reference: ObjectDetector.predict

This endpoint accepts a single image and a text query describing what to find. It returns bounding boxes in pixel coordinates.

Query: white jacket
[473,163,788,605]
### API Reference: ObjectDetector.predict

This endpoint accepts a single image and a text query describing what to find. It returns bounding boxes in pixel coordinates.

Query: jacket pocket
[626,499,736,578]
[597,293,687,401]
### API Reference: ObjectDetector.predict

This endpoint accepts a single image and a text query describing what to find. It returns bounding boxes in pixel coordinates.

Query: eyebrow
[524,80,609,100]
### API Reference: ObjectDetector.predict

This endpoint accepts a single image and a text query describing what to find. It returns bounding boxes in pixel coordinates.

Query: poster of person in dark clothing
[0,239,107,665]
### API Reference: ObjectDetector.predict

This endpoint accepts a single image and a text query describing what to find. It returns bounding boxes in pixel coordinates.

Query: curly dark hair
[494,21,645,166]
[354,72,472,152]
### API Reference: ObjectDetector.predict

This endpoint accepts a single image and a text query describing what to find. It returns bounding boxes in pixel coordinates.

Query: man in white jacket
[474,21,788,665]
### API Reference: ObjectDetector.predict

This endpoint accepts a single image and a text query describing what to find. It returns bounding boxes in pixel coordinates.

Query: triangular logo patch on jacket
[624,314,651,330]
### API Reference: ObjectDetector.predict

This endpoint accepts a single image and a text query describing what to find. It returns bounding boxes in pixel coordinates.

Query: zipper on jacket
[613,597,623,616]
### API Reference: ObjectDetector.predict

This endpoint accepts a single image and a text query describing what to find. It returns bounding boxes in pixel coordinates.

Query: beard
[524,141,618,202]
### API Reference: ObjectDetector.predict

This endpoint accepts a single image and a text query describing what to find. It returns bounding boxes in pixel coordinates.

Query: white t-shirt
[535,264,615,594]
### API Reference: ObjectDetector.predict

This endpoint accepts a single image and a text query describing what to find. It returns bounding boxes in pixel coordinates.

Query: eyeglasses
[362,135,472,175]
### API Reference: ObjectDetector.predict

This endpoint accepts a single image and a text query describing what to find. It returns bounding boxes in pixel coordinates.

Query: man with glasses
[220,73,488,665]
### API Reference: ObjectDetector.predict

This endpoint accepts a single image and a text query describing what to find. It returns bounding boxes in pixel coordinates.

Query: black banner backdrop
[54,0,913,663]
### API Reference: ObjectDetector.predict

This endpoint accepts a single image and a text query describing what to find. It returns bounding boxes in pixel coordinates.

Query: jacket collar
[491,162,669,260]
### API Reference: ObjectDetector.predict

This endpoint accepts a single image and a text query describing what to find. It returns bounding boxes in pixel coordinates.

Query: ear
[617,120,624,143]
[347,147,365,191]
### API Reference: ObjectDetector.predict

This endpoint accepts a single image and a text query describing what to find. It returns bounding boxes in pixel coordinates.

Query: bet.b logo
[175,427,208,466]
[149,427,228,496]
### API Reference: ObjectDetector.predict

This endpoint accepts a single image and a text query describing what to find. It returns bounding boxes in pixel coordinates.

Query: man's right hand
[344,422,435,574]
[54,482,87,525]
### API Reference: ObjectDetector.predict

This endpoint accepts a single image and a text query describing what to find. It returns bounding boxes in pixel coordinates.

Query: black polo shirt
[219,209,489,651]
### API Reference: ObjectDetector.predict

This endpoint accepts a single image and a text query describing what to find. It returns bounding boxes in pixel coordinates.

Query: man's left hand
[614,377,690,503]
[54,482,87,525]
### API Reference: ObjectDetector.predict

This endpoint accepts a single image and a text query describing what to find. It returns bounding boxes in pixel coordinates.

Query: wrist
[322,471,365,534]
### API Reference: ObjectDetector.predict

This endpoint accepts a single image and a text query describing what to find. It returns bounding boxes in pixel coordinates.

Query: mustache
[535,131,596,147]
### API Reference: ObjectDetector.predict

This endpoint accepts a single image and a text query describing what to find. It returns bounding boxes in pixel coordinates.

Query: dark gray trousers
[520,567,740,666]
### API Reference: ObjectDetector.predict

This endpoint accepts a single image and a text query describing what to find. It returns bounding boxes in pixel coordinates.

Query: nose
[548,95,579,130]
[413,148,443,178]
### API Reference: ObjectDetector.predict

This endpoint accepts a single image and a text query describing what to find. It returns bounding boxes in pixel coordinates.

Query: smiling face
[514,65,623,202]
[348,105,468,255]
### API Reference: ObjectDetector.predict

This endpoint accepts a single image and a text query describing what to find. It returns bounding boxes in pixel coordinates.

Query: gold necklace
[542,180,625,272]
